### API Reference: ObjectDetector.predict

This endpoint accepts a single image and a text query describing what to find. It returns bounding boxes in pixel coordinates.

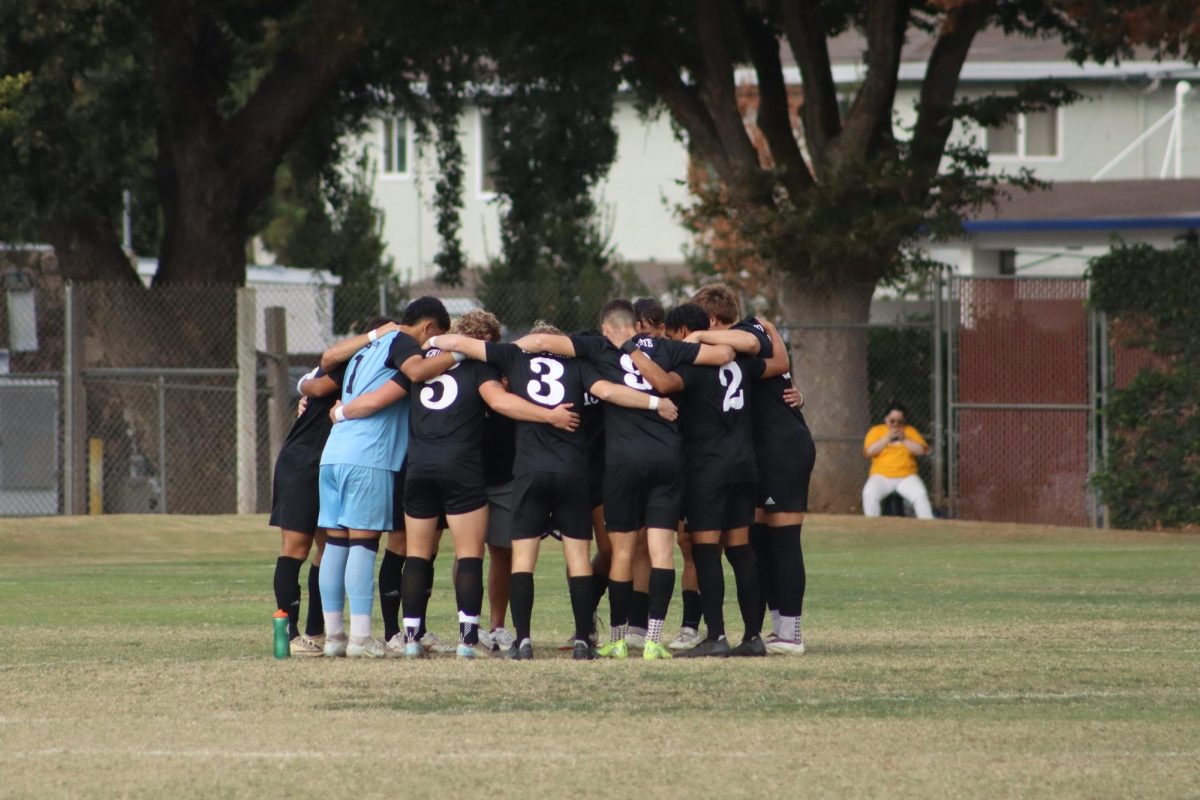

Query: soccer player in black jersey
[636,303,780,657]
[268,351,354,656]
[514,299,734,660]
[434,323,679,660]
[689,284,816,654]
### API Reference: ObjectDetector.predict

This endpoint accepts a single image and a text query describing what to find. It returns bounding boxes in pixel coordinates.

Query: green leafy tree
[1088,239,1200,530]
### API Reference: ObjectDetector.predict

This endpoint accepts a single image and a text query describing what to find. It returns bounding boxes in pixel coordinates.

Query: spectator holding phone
[862,402,934,519]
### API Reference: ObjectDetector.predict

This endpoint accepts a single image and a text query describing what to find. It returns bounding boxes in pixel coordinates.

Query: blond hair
[452,309,502,342]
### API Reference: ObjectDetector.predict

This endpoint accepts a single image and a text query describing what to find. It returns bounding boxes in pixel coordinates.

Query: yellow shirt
[864,424,928,478]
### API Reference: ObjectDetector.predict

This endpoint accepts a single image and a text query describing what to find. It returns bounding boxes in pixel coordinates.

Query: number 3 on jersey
[619,353,653,392]
[420,373,459,410]
[527,357,566,406]
[719,362,744,411]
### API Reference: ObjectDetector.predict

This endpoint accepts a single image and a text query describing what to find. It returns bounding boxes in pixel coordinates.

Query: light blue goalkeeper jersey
[319,331,409,471]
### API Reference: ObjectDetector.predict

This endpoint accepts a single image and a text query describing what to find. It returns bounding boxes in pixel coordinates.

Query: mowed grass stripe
[0,514,1197,798]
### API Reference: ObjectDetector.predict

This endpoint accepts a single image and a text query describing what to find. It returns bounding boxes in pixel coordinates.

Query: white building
[361,28,1200,286]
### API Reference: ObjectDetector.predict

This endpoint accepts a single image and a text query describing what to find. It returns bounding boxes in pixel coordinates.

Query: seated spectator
[862,402,934,520]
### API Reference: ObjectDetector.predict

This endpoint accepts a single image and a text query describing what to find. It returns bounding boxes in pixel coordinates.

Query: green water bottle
[273,609,290,659]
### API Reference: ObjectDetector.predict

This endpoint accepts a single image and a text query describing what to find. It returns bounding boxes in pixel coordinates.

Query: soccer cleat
[322,632,348,658]
[488,627,516,652]
[420,631,456,654]
[384,633,408,658]
[625,628,647,650]
[346,635,389,658]
[597,639,628,660]
[572,640,598,660]
[290,633,325,657]
[729,634,768,657]
[763,631,780,645]
[506,639,533,660]
[668,626,704,651]
[642,640,673,660]
[766,637,806,656]
[403,637,426,659]
[456,641,491,660]
[676,637,730,658]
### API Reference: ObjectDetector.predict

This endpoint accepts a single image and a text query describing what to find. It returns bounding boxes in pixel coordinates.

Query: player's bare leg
[488,543,511,633]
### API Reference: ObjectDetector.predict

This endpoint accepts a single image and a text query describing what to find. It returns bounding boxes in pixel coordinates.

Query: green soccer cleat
[642,640,673,661]
[597,639,628,660]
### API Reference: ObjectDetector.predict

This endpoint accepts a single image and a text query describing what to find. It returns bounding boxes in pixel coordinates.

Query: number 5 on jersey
[420,373,459,410]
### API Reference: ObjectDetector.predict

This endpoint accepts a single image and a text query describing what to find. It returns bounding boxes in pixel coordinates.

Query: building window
[478,109,500,196]
[382,116,409,176]
[987,109,1059,158]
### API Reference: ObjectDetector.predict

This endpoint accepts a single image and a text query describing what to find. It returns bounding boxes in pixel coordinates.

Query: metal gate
[947,277,1098,527]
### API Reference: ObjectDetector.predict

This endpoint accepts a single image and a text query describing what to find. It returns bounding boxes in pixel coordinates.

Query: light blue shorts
[317,464,394,532]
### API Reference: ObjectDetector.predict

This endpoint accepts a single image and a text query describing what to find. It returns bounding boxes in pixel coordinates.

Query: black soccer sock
[455,557,484,645]
[608,580,633,633]
[419,554,436,639]
[750,521,775,628]
[567,575,595,643]
[647,568,675,643]
[273,556,303,640]
[725,544,761,639]
[305,564,324,637]
[681,589,702,630]
[691,544,726,639]
[629,590,650,630]
[401,556,433,637]
[378,550,406,642]
[509,571,534,643]
[773,524,805,617]
[591,572,610,613]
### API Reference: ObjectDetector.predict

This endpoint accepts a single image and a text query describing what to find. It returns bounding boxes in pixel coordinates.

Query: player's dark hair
[359,316,394,334]
[633,298,665,328]
[884,401,909,419]
[665,303,709,335]
[400,296,451,332]
[598,298,636,329]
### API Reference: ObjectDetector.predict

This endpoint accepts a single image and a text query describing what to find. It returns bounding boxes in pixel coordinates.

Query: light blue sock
[319,538,350,635]
[345,540,379,638]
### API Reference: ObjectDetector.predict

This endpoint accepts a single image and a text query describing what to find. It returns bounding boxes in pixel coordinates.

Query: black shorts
[391,466,406,532]
[486,480,514,548]
[587,455,605,509]
[756,429,816,513]
[404,474,488,519]
[685,481,755,533]
[511,471,592,541]
[269,462,320,535]
[603,461,684,533]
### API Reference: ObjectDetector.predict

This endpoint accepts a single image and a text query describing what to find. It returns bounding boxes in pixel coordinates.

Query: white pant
[862,474,934,520]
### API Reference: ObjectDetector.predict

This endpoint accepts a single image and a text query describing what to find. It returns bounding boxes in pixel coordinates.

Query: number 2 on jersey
[719,362,744,411]
[527,357,566,406]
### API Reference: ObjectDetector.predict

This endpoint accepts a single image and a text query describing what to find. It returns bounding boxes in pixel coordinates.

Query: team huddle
[270,285,816,660]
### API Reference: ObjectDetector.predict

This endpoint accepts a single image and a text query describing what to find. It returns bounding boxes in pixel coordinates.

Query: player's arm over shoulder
[513,333,577,358]
[340,378,409,420]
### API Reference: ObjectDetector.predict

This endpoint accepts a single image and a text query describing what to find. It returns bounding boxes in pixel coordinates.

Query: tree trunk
[778,276,875,514]
[43,214,139,285]
[154,146,246,286]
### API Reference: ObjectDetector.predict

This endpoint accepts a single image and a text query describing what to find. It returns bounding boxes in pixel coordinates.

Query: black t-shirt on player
[569,333,700,465]
[481,407,516,487]
[485,342,592,477]
[733,316,812,464]
[674,353,763,484]
[384,331,423,371]
[275,363,346,473]
[393,350,501,479]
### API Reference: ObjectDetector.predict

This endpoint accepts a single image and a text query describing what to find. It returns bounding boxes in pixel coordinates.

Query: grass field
[0,514,1197,799]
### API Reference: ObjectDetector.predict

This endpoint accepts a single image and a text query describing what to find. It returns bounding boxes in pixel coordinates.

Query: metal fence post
[932,267,945,505]
[62,284,87,515]
[946,277,958,518]
[157,374,168,514]
[264,306,290,462]
[1097,310,1111,529]
[235,288,257,514]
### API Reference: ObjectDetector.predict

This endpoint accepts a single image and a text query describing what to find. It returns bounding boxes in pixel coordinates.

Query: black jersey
[384,331,423,371]
[570,333,700,465]
[274,363,346,474]
[481,407,516,487]
[734,316,812,464]
[674,353,763,482]
[394,351,501,479]
[572,330,606,470]
[486,342,592,476]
